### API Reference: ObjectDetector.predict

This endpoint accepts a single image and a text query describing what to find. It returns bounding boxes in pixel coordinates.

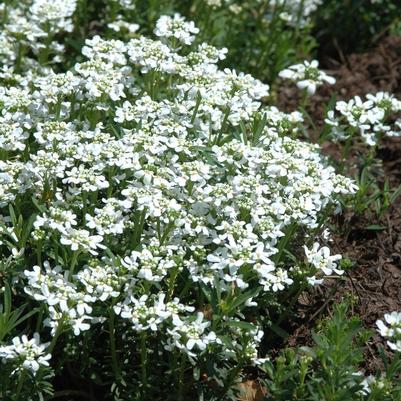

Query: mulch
[276,35,401,372]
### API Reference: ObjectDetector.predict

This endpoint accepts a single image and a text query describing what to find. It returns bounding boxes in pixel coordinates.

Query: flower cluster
[279,60,336,95]
[0,334,51,375]
[154,13,200,45]
[0,7,355,390]
[0,0,77,72]
[271,0,322,27]
[304,242,343,285]
[24,263,95,336]
[376,312,401,352]
[326,92,401,146]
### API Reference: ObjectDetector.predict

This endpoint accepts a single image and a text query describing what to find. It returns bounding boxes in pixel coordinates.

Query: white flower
[30,0,77,33]
[154,14,199,45]
[304,242,343,276]
[326,93,401,146]
[376,312,401,351]
[60,228,105,255]
[271,0,322,27]
[70,315,92,336]
[279,60,335,95]
[0,333,51,375]
[165,312,217,357]
[108,16,139,34]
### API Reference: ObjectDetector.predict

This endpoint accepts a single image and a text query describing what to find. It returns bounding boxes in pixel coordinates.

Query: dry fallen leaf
[236,380,267,401]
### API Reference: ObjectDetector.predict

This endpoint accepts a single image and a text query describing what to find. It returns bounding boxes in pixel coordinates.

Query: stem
[35,304,45,332]
[140,332,148,395]
[190,92,202,124]
[130,209,147,250]
[2,1,9,25]
[273,222,297,265]
[300,89,310,111]
[160,220,174,246]
[82,191,88,219]
[39,25,53,66]
[167,265,179,302]
[69,251,80,280]
[340,131,354,173]
[177,353,186,401]
[48,320,64,354]
[54,99,62,119]
[50,390,92,400]
[178,279,192,298]
[109,305,121,381]
[15,370,27,401]
[36,241,43,266]
[15,43,25,74]
[214,107,231,146]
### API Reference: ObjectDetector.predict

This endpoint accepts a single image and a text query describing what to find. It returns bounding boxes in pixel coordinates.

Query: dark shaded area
[313,0,400,59]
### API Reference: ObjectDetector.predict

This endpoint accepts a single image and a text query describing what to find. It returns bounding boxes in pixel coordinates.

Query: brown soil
[277,35,401,372]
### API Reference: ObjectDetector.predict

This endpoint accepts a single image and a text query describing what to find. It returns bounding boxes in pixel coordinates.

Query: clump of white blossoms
[107,15,140,35]
[0,334,51,375]
[154,13,200,45]
[304,242,343,285]
[0,8,355,381]
[29,0,77,33]
[325,92,401,146]
[0,0,77,75]
[279,59,336,95]
[271,0,322,27]
[376,312,401,352]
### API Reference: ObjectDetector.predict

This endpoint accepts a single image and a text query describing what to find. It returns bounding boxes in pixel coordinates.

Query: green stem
[54,99,62,119]
[15,43,25,74]
[81,191,88,219]
[35,304,45,333]
[167,265,179,302]
[273,222,297,265]
[109,305,121,381]
[160,220,174,246]
[177,353,186,401]
[130,209,147,250]
[69,251,80,280]
[214,107,231,146]
[15,370,27,401]
[48,319,64,354]
[2,1,9,25]
[140,332,148,395]
[36,241,43,266]
[340,131,354,173]
[178,279,192,298]
[300,89,310,111]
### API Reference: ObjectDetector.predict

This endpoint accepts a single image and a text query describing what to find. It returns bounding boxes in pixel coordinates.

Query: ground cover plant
[0,1,401,400]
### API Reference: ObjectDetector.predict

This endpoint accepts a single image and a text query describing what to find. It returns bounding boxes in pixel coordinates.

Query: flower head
[279,60,335,95]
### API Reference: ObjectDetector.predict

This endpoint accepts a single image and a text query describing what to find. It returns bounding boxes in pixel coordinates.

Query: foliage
[261,303,401,401]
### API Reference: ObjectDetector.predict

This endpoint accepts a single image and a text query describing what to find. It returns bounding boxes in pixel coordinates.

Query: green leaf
[365,225,386,231]
[3,282,11,315]
[225,320,256,332]
[270,323,290,339]
[225,286,261,313]
[8,204,17,227]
